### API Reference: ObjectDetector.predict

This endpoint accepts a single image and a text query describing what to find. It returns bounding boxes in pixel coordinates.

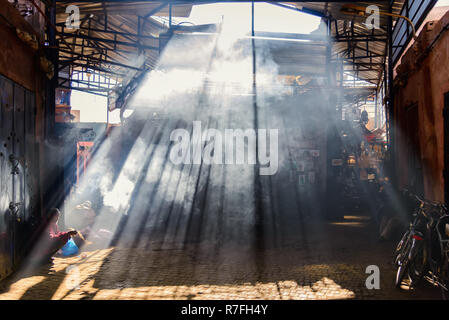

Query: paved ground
[0,212,443,300]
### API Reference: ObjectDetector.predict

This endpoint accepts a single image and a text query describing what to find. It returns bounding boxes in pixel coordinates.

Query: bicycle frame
[413,211,449,293]
[394,191,449,296]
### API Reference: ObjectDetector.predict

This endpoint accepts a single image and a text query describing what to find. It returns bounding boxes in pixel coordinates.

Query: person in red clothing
[40,208,77,263]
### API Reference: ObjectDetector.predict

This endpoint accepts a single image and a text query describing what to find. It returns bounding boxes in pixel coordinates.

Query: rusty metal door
[0,75,15,278]
[0,75,36,279]
[24,89,37,223]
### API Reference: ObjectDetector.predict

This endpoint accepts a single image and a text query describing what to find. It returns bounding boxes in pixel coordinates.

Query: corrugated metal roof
[54,1,435,98]
[55,2,192,16]
[292,1,405,20]
[287,1,436,86]
[287,1,405,86]
[55,2,192,93]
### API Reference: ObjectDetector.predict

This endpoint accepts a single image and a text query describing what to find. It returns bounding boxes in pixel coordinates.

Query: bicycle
[393,194,427,288]
[418,205,449,299]
[393,194,449,299]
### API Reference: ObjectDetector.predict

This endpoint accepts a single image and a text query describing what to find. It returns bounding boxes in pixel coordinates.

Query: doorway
[443,92,449,204]
[405,104,424,197]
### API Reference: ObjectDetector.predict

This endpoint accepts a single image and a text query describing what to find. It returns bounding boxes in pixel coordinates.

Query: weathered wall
[394,9,449,201]
[0,1,40,91]
[0,0,46,140]
[0,0,46,280]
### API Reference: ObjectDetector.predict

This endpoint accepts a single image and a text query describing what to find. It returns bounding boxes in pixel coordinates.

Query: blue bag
[61,238,79,256]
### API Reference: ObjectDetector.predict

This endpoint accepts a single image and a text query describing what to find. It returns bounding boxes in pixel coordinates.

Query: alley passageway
[2,0,449,303]
[0,212,441,300]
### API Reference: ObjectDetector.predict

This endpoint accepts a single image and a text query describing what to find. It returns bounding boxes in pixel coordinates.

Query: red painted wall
[394,9,449,201]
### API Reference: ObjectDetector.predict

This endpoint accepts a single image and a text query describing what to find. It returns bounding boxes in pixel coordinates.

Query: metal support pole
[326,18,332,86]
[374,90,378,129]
[169,2,172,28]
[251,0,264,261]
[45,0,57,139]
[387,3,396,185]
[43,0,63,216]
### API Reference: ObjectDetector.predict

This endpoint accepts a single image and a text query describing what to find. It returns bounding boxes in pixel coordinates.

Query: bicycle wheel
[393,230,410,266]
[408,239,426,286]
[440,248,449,300]
[395,234,413,288]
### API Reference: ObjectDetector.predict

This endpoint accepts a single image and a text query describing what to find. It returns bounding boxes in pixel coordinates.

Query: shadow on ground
[0,213,442,300]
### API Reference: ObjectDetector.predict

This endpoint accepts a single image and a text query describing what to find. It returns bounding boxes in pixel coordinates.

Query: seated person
[39,208,77,264]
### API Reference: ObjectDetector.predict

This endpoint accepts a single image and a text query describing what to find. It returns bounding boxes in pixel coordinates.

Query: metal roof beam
[57,26,158,41]
[67,62,128,76]
[143,3,168,18]
[391,0,438,65]
[60,31,159,50]
[266,2,324,18]
[59,54,145,71]
[58,85,109,95]
[334,35,388,42]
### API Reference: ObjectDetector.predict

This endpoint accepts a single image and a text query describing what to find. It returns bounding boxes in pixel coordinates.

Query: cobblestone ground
[0,214,443,300]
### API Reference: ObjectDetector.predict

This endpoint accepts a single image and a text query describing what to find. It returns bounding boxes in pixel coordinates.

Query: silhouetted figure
[39,208,77,264]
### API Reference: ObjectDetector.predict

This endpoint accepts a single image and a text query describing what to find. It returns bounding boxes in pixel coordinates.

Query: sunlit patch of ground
[0,248,362,300]
[329,215,371,227]
[329,221,366,227]
[343,216,371,221]
[0,246,411,300]
[0,248,113,300]
[0,214,443,300]
[0,276,46,300]
[92,277,355,300]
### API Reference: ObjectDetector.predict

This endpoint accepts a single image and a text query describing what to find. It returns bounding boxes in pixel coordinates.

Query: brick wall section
[394,9,449,201]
